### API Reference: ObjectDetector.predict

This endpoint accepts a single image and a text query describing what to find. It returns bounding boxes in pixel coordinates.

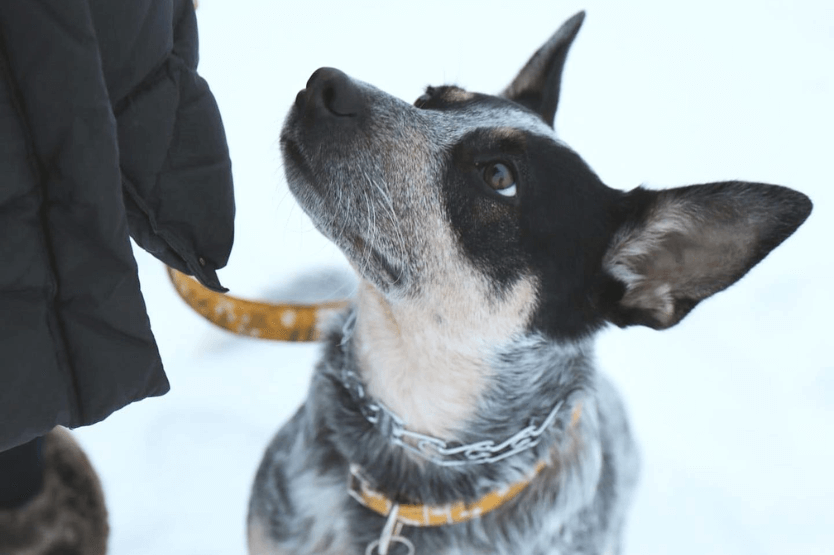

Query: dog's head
[281,11,811,342]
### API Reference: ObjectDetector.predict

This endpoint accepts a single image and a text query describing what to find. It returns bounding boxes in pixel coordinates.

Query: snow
[73,0,833,553]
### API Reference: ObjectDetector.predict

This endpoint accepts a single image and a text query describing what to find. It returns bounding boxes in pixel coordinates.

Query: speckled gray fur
[247,9,811,554]
[247,12,640,555]
[248,314,639,555]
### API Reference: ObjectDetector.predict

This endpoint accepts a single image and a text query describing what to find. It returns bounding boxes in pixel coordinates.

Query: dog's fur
[248,12,812,555]
[0,428,109,555]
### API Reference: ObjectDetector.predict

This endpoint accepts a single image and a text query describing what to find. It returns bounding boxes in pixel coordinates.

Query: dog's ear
[502,11,585,127]
[600,182,812,330]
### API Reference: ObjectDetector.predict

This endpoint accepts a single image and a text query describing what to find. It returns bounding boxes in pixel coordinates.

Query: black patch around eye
[442,128,629,340]
[442,130,528,289]
[518,135,627,340]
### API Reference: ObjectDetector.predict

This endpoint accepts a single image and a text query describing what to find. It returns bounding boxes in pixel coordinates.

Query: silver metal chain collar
[340,367,565,467]
[337,310,567,467]
[336,312,568,555]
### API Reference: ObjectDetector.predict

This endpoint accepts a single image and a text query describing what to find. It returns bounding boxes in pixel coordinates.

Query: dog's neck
[352,277,540,439]
[319,290,599,506]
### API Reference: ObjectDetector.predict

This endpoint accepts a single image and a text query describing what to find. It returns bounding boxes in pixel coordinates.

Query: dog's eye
[482,162,517,197]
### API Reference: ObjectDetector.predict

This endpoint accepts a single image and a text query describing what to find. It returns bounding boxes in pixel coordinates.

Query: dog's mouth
[279,68,437,295]
[280,135,321,195]
[350,235,407,288]
[281,121,408,292]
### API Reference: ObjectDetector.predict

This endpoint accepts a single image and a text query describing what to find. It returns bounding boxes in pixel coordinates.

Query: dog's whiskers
[363,170,406,285]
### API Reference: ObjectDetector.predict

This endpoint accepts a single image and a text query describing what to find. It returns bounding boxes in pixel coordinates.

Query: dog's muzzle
[282,67,369,200]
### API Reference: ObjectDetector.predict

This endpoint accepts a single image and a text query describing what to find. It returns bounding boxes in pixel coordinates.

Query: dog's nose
[297,67,363,118]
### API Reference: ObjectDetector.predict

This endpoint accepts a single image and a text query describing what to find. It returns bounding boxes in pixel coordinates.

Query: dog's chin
[281,117,408,295]
[280,154,407,295]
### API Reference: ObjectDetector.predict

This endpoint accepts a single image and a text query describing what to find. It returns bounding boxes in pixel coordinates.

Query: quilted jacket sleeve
[100,0,235,292]
[0,0,233,450]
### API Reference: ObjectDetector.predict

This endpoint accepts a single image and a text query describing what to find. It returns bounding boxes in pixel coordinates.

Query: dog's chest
[248,374,638,555]
[259,462,619,555]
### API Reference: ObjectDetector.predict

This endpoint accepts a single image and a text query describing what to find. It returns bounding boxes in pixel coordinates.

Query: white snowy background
[74,1,833,553]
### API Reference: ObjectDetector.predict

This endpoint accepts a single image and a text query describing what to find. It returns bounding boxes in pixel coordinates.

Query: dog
[247,11,812,555]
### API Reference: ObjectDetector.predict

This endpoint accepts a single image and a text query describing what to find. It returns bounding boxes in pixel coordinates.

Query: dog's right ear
[502,11,585,127]
[599,182,812,330]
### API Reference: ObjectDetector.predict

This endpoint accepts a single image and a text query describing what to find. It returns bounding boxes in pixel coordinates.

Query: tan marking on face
[440,87,477,103]
[354,247,539,440]
[489,126,530,141]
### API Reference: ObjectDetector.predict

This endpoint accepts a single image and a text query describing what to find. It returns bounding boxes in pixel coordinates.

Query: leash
[166,266,349,341]
[169,264,584,552]
[171,0,350,341]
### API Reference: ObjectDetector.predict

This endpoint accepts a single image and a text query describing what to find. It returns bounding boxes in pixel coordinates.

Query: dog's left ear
[600,182,812,330]
[502,11,585,127]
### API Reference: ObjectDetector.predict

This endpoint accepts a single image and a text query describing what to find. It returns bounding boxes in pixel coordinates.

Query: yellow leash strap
[166,266,349,341]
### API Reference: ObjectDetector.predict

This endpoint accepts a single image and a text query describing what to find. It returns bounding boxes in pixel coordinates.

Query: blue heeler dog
[247,12,812,555]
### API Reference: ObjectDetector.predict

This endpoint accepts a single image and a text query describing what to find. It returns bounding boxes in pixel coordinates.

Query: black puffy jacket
[0,0,234,451]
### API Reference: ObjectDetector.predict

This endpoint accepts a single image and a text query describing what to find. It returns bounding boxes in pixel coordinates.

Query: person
[0,1,234,552]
